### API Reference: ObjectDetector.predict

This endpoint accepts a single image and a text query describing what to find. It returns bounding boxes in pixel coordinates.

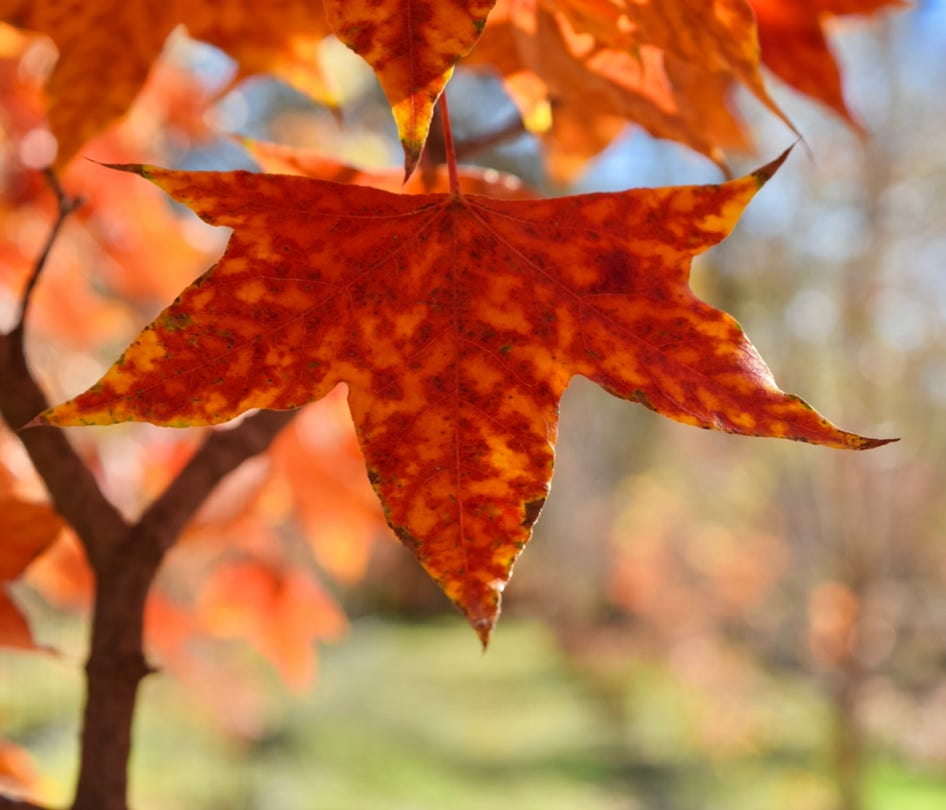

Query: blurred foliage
[5,619,946,809]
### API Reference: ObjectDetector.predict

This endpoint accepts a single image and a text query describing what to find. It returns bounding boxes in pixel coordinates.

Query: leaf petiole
[438,92,460,196]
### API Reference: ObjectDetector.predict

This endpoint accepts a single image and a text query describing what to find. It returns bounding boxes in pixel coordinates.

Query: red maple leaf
[37,150,893,643]
[750,0,907,123]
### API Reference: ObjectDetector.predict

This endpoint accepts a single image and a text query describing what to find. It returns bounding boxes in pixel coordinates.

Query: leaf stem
[17,169,82,331]
[439,93,460,196]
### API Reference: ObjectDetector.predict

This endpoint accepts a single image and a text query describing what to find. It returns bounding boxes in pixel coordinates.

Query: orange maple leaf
[324,0,496,179]
[750,0,906,124]
[196,560,346,690]
[0,494,63,649]
[0,0,335,169]
[469,0,759,178]
[37,150,893,643]
[546,0,788,124]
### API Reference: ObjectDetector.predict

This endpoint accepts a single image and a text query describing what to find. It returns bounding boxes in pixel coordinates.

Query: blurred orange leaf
[0,0,335,169]
[269,394,388,585]
[196,560,346,690]
[0,496,62,581]
[469,0,755,179]
[547,0,789,125]
[0,737,38,795]
[0,588,34,649]
[0,495,62,649]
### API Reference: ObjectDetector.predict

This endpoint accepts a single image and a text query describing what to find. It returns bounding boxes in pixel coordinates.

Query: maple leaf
[324,0,496,179]
[468,0,756,177]
[196,560,346,690]
[36,149,893,644]
[0,0,335,169]
[546,0,788,125]
[750,0,906,124]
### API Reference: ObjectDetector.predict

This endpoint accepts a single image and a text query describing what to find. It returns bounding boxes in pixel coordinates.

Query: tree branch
[1,169,297,810]
[455,114,526,161]
[137,409,296,548]
[0,171,122,569]
[0,797,52,810]
[17,169,82,331]
[0,316,126,576]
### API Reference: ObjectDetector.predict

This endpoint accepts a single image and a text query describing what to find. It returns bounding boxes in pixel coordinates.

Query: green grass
[4,617,946,809]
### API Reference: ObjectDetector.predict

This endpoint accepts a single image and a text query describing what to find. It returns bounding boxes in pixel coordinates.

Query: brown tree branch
[0,332,128,571]
[16,169,82,331]
[455,114,527,161]
[69,410,296,810]
[138,409,296,548]
[0,797,53,810]
[0,176,124,571]
[1,172,297,810]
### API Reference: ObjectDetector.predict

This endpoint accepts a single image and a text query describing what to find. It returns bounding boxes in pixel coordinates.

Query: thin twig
[16,168,82,331]
[137,409,296,548]
[438,93,460,196]
[455,114,527,162]
[0,170,124,569]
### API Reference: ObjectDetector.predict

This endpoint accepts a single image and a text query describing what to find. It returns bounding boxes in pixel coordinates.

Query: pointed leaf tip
[19,413,45,430]
[854,435,899,450]
[92,161,151,178]
[455,587,500,649]
[474,617,493,650]
[402,143,422,185]
[753,144,795,187]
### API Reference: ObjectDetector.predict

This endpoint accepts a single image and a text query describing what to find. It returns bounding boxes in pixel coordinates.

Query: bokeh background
[2,2,945,808]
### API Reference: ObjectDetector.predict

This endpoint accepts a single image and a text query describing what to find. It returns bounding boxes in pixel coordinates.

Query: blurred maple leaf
[0,487,63,650]
[38,149,892,643]
[750,0,906,124]
[468,0,778,179]
[0,0,335,169]
[0,737,38,799]
[266,395,394,585]
[195,559,347,690]
[470,0,903,179]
